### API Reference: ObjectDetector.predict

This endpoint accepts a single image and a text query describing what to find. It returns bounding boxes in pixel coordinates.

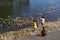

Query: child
[32,19,37,32]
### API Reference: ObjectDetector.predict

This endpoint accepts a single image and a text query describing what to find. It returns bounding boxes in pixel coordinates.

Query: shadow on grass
[0,23,32,33]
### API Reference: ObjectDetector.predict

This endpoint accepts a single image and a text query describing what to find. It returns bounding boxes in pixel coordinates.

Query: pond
[0,0,60,21]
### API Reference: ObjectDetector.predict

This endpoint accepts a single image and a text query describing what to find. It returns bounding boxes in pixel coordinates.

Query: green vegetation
[0,15,12,27]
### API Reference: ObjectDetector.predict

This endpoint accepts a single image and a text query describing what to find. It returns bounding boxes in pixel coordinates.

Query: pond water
[0,0,60,21]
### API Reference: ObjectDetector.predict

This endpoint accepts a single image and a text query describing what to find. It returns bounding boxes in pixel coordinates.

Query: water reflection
[0,0,29,18]
[0,0,60,21]
[13,0,30,17]
[0,0,60,28]
[0,0,13,18]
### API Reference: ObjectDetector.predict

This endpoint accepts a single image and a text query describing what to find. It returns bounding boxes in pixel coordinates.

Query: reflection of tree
[20,0,29,8]
[13,0,29,17]
[0,0,29,18]
[13,0,29,10]
[20,0,30,16]
[0,0,13,18]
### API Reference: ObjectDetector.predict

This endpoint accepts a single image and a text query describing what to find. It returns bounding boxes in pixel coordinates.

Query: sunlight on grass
[0,30,31,40]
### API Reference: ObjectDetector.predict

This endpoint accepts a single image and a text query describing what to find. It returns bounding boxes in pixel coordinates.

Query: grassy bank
[0,17,60,40]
